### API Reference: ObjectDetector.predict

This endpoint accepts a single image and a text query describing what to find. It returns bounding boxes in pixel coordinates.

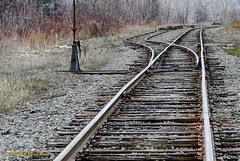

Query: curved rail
[123,30,160,66]
[124,28,199,67]
[146,32,199,67]
[200,28,216,161]
[54,28,198,161]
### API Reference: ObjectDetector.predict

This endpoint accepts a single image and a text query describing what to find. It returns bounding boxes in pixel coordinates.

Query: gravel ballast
[0,27,239,161]
[0,44,139,161]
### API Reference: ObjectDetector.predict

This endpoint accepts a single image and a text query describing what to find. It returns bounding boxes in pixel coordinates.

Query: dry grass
[79,25,156,70]
[0,39,74,112]
[234,21,240,28]
[217,26,240,57]
[0,24,156,112]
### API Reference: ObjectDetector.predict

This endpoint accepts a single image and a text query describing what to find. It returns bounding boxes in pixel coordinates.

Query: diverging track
[54,27,215,161]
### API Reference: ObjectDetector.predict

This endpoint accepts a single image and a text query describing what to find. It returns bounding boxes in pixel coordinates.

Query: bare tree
[194,0,207,23]
[1,0,240,38]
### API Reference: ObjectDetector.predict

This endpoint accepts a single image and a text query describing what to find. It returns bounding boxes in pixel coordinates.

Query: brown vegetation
[234,21,240,28]
[1,0,240,112]
[1,0,240,41]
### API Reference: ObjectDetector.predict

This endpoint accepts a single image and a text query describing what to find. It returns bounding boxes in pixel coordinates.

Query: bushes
[1,0,240,41]
[234,21,240,28]
[0,0,162,39]
[0,0,68,38]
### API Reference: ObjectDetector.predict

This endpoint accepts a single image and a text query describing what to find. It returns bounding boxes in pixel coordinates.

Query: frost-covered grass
[0,25,156,112]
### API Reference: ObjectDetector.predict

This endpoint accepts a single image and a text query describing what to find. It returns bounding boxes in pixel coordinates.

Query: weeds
[225,47,240,57]
[0,36,73,112]
[217,26,240,57]
[234,21,240,28]
[0,24,156,112]
[0,77,28,112]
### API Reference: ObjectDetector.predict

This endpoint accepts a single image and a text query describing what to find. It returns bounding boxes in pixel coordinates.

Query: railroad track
[203,29,240,161]
[30,26,225,161]
[43,26,218,161]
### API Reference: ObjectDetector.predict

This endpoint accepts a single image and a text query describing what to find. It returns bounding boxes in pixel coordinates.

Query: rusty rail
[54,29,196,161]
[123,30,159,65]
[145,31,199,67]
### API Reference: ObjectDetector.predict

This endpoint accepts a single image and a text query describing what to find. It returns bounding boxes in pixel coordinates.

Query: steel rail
[124,30,157,41]
[54,28,196,161]
[124,29,199,67]
[200,28,216,161]
[123,30,161,65]
[124,40,155,66]
[146,33,199,67]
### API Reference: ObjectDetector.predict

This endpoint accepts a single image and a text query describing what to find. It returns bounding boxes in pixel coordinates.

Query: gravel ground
[0,29,150,160]
[150,29,187,43]
[205,28,240,107]
[0,44,139,160]
[204,27,240,160]
[1,27,239,161]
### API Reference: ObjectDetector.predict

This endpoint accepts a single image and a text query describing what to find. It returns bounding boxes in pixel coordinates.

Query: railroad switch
[69,0,81,72]
[69,40,81,72]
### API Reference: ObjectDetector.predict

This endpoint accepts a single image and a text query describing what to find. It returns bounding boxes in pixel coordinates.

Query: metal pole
[69,0,81,72]
[72,0,76,42]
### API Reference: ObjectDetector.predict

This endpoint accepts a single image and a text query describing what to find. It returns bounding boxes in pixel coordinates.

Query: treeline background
[1,0,240,38]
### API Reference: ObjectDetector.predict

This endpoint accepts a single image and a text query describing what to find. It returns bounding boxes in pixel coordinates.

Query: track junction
[33,25,239,161]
